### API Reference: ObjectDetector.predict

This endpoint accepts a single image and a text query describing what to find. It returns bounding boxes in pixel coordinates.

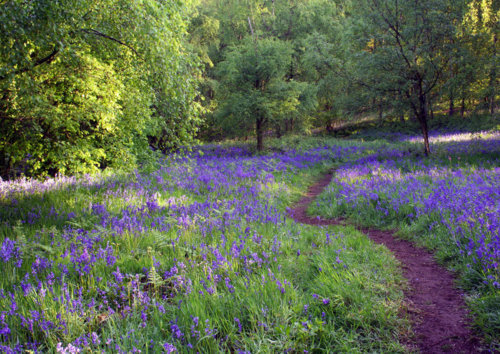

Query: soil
[289,171,485,353]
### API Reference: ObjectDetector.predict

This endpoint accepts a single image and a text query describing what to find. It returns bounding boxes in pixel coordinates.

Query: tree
[463,0,499,115]
[347,0,463,155]
[216,37,311,150]
[299,5,350,130]
[190,0,348,142]
[0,0,201,178]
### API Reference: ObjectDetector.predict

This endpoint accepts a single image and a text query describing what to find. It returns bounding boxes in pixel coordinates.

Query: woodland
[0,1,499,353]
[0,0,498,177]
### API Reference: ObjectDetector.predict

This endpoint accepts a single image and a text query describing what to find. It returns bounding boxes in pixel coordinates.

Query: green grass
[309,130,500,350]
[0,139,410,352]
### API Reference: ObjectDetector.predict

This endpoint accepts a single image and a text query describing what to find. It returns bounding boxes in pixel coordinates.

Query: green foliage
[216,37,314,149]
[0,0,202,178]
[190,0,347,143]
[345,0,463,152]
[462,0,499,114]
[190,0,497,153]
[1,53,128,175]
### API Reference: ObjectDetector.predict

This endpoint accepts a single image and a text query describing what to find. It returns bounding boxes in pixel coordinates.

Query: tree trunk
[410,80,431,156]
[420,113,430,156]
[275,124,282,138]
[429,98,434,120]
[256,117,264,151]
[489,33,497,115]
[449,94,455,116]
[398,91,405,122]
[417,93,431,156]
[460,96,466,118]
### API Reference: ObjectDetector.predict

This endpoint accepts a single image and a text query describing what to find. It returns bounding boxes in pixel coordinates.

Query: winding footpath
[289,171,483,353]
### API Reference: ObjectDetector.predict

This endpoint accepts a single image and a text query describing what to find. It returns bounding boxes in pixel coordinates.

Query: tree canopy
[189,0,498,152]
[0,0,201,178]
[347,0,463,154]
[1,0,498,177]
[216,37,314,150]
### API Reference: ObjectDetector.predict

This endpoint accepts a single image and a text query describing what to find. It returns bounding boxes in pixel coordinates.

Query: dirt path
[289,171,483,353]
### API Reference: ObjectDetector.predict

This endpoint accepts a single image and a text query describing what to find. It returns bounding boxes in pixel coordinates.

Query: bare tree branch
[0,47,59,81]
[81,28,138,55]
[370,0,414,70]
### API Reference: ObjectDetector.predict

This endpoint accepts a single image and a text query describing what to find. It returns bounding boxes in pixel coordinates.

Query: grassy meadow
[1,140,408,352]
[311,123,500,346]
[0,118,498,352]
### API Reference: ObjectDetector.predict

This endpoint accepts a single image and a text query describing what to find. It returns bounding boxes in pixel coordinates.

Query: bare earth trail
[289,171,483,353]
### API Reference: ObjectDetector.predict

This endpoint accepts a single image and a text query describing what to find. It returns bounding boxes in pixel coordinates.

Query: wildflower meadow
[1,141,407,352]
[1,130,499,352]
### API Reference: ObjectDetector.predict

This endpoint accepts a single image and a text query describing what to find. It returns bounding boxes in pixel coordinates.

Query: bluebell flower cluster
[0,143,363,352]
[317,131,500,289]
